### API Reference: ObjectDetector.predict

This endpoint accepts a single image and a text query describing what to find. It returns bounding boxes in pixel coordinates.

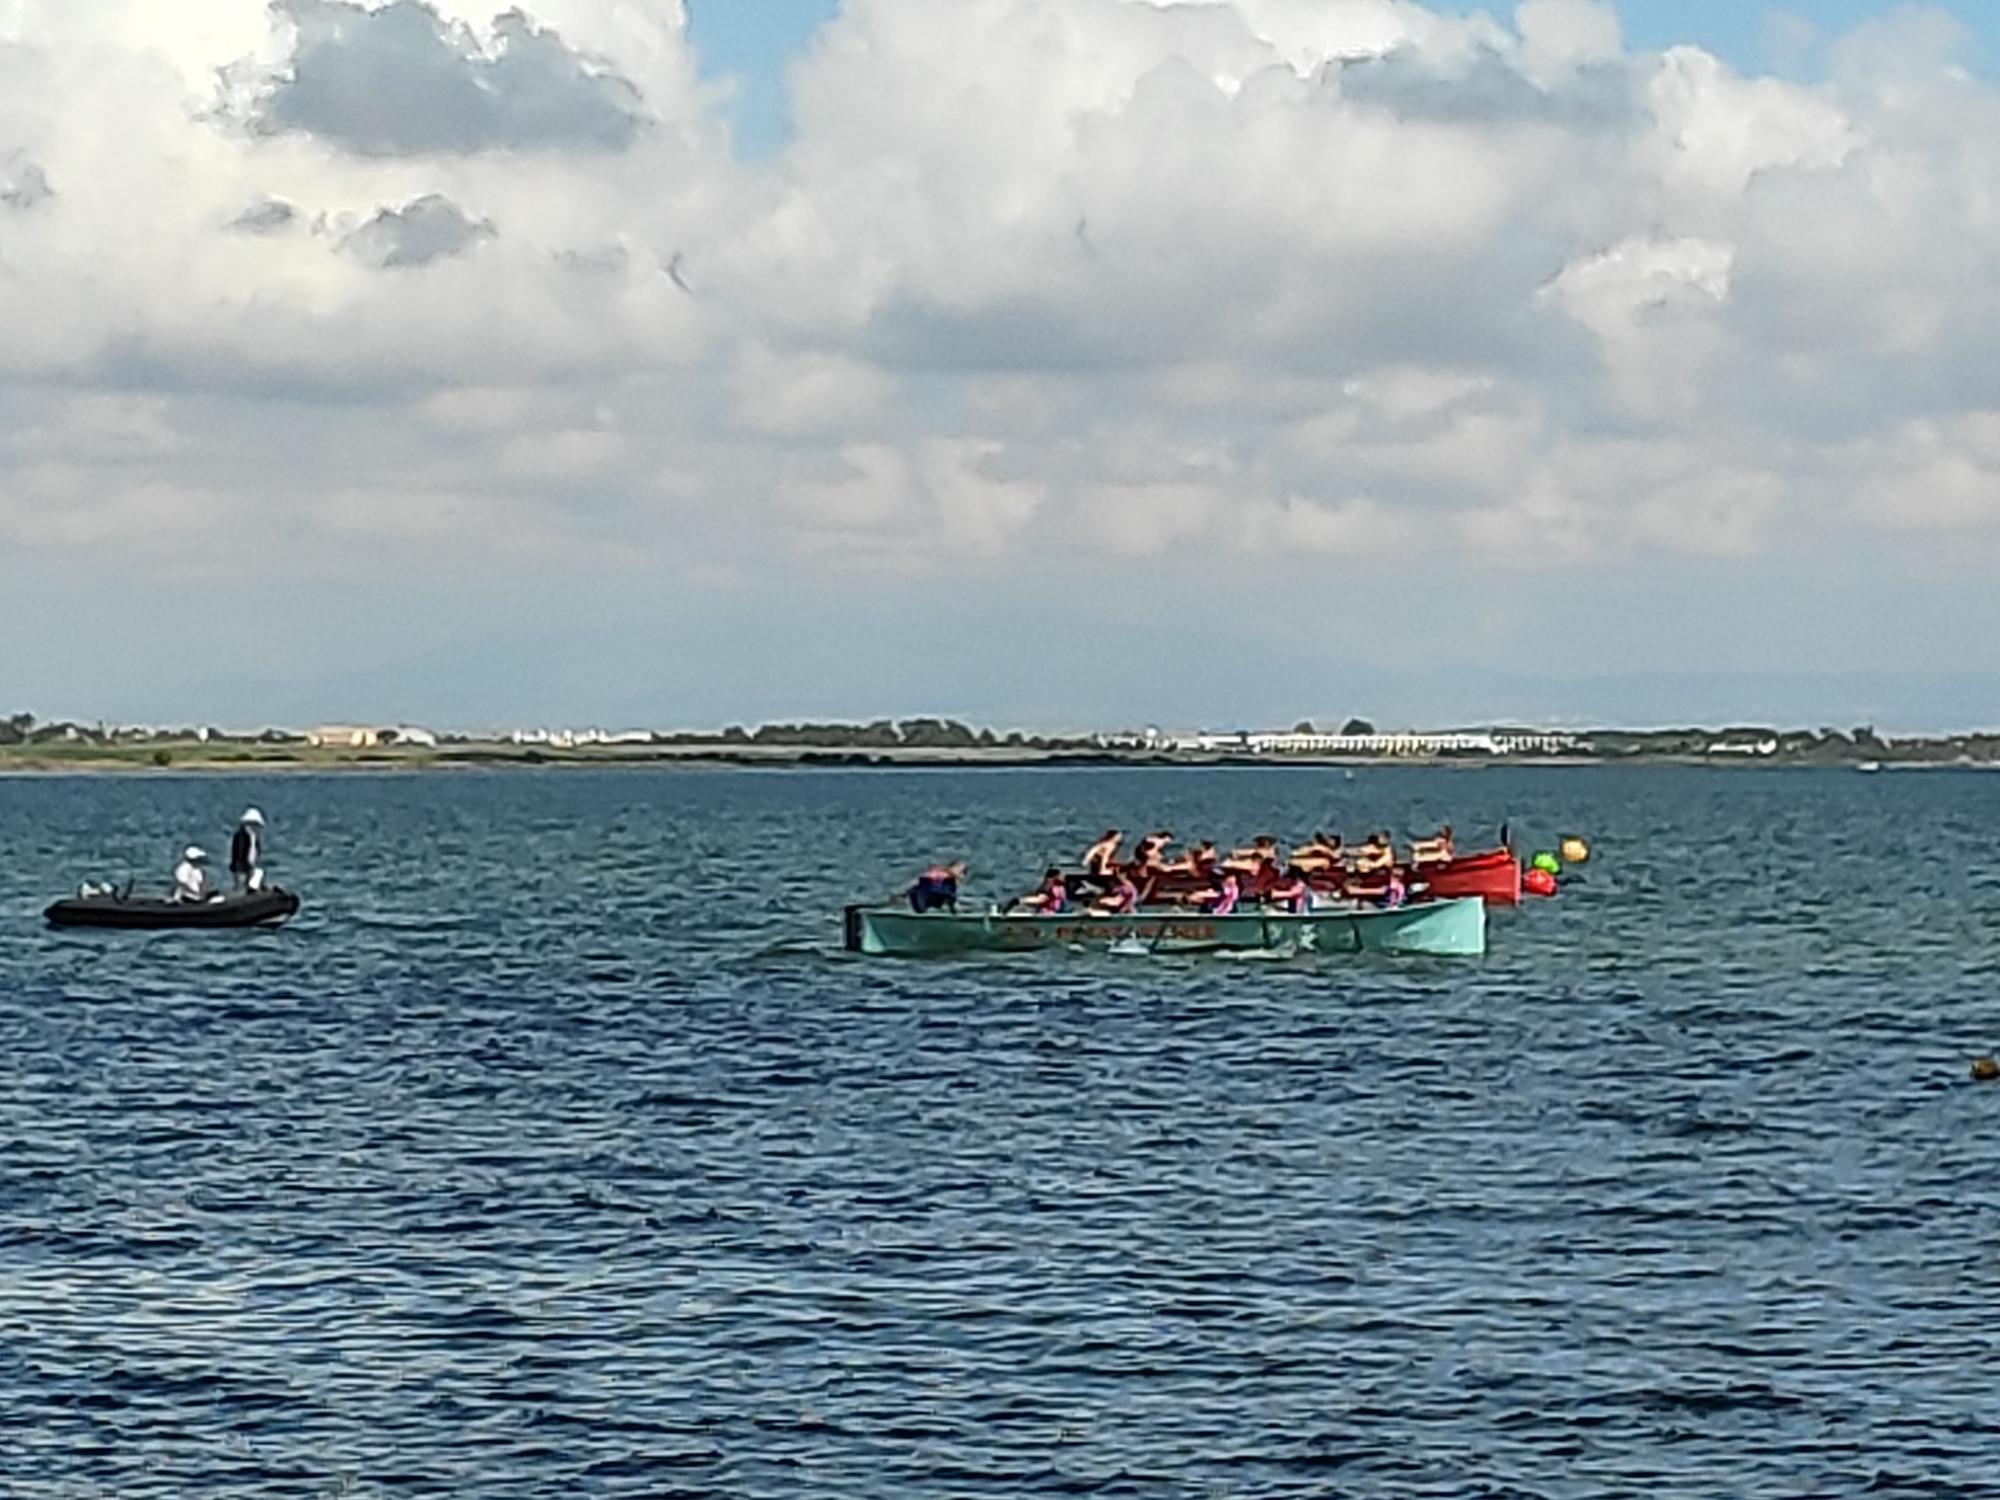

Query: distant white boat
[1857,761,1882,774]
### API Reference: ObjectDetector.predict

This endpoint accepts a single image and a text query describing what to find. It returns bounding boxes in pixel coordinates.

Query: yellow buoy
[1561,837,1590,865]
[1973,1056,1999,1083]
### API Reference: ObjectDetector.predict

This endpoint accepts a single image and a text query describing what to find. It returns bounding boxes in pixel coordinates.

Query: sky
[685,2,1999,154]
[8,1,2000,733]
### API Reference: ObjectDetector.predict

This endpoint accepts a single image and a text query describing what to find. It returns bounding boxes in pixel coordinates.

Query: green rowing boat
[844,896,1486,959]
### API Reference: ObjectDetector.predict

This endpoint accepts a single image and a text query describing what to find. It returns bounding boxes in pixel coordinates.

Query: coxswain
[1077,829,1123,894]
[907,860,967,914]
[1266,864,1316,914]
[1091,871,1141,915]
[230,808,266,893]
[1018,867,1071,913]
[1409,823,1455,868]
[172,846,211,903]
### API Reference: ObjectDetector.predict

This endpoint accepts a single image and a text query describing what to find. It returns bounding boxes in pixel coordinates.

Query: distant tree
[152,749,173,767]
[976,727,999,747]
[753,723,820,745]
[719,725,750,744]
[1292,720,1316,735]
[0,711,32,746]
[898,717,980,748]
[1341,717,1376,736]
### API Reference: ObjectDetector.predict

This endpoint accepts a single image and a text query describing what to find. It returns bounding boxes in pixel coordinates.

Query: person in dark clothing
[230,808,266,893]
[907,861,967,913]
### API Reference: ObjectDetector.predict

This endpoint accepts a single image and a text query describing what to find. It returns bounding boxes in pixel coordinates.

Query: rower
[1224,835,1281,873]
[1350,831,1395,876]
[1167,840,1218,878]
[1266,864,1316,915]
[1194,870,1241,916]
[1131,830,1173,874]
[1292,831,1342,873]
[1077,829,1122,894]
[172,846,211,903]
[907,860,967,914]
[1244,852,1282,901]
[1017,867,1071,914]
[1409,823,1455,868]
[1124,831,1171,904]
[1091,871,1141,916]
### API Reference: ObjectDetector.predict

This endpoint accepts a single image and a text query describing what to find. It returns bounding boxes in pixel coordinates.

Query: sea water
[1,766,1995,1497]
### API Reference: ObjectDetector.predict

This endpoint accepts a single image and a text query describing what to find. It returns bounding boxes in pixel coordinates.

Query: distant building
[1705,738,1778,757]
[1188,727,1587,757]
[307,724,438,749]
[308,725,381,749]
[1097,729,1156,750]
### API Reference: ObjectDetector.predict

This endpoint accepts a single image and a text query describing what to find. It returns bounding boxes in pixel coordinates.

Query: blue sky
[685,0,841,154]
[690,1,1995,155]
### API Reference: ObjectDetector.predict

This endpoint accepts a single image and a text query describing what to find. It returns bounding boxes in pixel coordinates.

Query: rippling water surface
[4,765,1998,1497]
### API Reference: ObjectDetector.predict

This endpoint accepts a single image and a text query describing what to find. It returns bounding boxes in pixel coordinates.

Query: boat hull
[844,896,1485,959]
[45,888,302,930]
[1409,848,1522,907]
[1147,848,1522,908]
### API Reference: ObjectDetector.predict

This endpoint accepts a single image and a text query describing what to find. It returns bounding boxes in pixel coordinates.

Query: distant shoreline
[0,744,1988,774]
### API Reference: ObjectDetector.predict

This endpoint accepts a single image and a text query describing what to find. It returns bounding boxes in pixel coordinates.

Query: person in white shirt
[173,846,211,902]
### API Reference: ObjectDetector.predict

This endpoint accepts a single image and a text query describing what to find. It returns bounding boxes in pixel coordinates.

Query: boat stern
[1366,896,1487,956]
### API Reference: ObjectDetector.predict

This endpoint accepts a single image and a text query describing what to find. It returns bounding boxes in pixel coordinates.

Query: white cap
[240,808,265,826]
[184,846,207,861]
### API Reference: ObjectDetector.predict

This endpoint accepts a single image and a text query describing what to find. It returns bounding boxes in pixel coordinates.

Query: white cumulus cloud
[1,0,1998,620]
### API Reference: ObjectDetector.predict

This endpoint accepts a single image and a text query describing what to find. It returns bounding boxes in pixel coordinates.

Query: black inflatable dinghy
[45,887,301,930]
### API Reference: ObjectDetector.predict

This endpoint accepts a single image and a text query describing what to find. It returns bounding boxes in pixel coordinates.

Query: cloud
[4,0,2000,637]
[1,156,52,209]
[1334,42,1635,129]
[251,0,648,154]
[230,195,299,233]
[340,192,494,267]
